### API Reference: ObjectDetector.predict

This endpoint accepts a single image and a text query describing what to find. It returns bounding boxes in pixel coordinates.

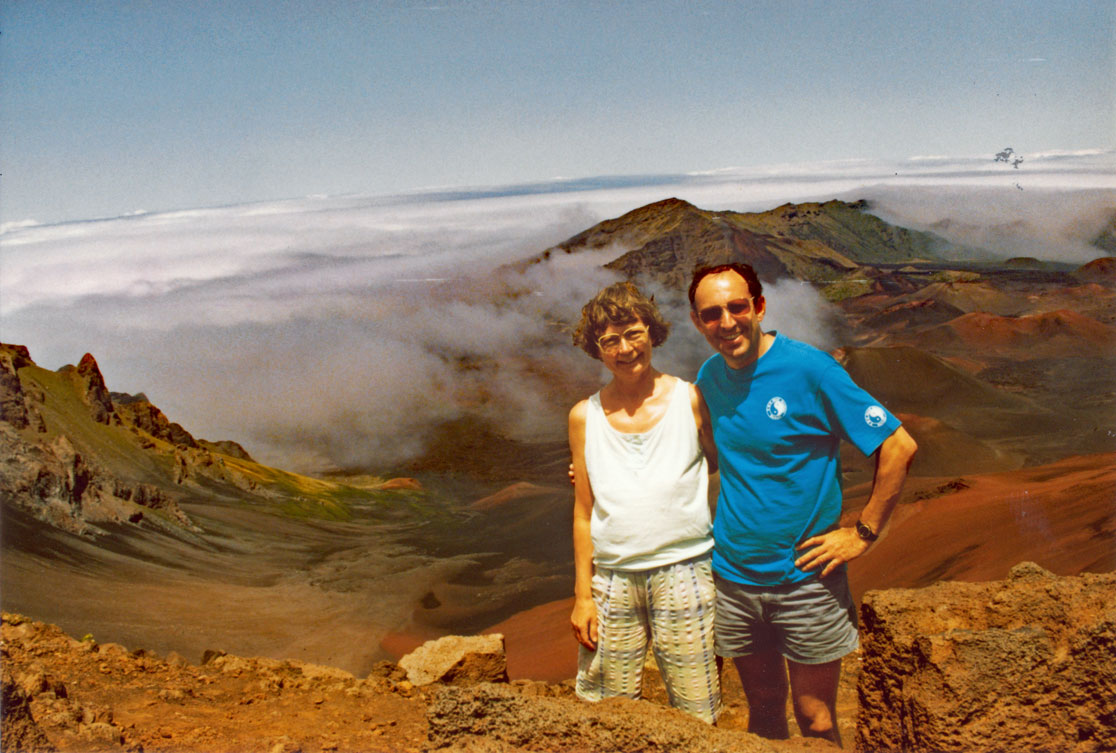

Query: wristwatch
[855,519,878,542]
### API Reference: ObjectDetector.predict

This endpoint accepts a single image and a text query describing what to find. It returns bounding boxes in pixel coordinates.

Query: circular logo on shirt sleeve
[766,397,787,420]
[864,405,887,428]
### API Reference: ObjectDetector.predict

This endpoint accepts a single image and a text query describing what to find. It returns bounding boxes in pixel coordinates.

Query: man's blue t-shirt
[695,332,901,587]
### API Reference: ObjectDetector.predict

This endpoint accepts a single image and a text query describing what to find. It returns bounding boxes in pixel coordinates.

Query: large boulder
[398,634,508,687]
[857,562,1116,752]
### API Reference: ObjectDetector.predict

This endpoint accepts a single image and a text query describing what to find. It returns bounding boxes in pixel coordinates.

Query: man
[688,262,917,743]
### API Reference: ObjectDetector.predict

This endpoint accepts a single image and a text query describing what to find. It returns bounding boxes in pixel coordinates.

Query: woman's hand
[570,596,598,650]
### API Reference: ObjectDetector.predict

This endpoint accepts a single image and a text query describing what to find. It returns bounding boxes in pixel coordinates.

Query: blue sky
[2,0,1113,225]
[1,0,1114,469]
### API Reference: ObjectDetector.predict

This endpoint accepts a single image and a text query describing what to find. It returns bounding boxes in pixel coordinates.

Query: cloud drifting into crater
[1,152,1112,471]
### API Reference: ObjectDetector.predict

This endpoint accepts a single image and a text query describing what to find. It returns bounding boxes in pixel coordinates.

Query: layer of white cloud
[1,152,1112,471]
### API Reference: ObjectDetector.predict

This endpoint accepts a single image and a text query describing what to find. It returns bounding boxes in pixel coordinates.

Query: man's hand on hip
[795,527,871,577]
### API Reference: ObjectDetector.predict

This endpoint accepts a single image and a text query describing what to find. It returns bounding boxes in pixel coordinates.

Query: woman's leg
[647,557,722,723]
[576,568,650,701]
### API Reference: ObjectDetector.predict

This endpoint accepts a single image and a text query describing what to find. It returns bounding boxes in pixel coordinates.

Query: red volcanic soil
[924,309,1116,357]
[1077,256,1116,282]
[846,452,1116,599]
[470,481,559,511]
[890,412,1024,476]
[486,597,579,682]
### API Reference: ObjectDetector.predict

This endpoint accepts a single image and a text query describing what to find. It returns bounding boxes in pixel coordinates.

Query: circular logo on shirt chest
[765,397,787,420]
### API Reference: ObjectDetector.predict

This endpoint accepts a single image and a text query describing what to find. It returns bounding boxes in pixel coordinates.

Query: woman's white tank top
[584,377,713,570]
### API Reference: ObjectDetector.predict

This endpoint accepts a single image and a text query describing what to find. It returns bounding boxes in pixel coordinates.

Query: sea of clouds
[1,151,1113,472]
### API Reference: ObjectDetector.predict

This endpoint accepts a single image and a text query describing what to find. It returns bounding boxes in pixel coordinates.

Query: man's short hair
[688,263,763,309]
[573,281,670,360]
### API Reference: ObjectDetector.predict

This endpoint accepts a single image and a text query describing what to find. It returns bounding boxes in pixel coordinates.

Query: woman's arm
[568,400,598,650]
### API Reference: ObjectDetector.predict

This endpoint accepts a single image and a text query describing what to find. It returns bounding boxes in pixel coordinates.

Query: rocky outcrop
[2,620,129,751]
[0,345,267,535]
[399,634,509,687]
[1,660,56,753]
[0,344,43,432]
[1,612,428,753]
[197,438,254,461]
[112,393,253,460]
[58,354,118,426]
[427,683,777,752]
[112,392,199,448]
[857,562,1116,753]
[0,422,197,536]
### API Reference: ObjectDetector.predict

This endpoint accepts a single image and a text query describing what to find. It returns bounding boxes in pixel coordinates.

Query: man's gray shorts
[713,571,859,665]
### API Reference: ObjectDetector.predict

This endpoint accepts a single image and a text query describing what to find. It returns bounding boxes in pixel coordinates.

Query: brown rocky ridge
[2,611,848,753]
[4,563,1111,752]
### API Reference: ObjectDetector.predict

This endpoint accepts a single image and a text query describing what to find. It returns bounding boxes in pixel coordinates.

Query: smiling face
[690,270,767,369]
[597,318,653,378]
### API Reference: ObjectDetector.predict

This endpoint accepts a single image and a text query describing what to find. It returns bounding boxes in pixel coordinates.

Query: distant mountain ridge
[528,197,950,293]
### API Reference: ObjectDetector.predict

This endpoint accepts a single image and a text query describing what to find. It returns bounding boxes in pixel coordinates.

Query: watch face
[856,521,877,541]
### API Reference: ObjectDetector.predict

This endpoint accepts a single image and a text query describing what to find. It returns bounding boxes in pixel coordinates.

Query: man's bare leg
[732,651,789,739]
[787,658,842,745]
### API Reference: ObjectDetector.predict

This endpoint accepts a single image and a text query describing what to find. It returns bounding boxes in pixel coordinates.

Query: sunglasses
[696,298,754,324]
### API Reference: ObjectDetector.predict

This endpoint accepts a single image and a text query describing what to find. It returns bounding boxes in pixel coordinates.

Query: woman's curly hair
[573,281,670,360]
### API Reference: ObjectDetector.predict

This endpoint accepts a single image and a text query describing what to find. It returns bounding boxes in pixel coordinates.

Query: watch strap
[856,519,878,542]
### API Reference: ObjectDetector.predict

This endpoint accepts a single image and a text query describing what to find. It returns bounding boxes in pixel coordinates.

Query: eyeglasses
[697,298,754,324]
[597,326,649,354]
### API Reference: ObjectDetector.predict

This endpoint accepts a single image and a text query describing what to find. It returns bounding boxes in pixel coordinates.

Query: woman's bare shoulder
[569,398,590,424]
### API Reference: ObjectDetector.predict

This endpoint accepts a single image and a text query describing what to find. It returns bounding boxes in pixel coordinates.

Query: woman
[568,281,721,723]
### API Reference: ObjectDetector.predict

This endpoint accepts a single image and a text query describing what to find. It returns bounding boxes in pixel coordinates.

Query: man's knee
[793,699,835,731]
[786,658,841,739]
[795,706,839,743]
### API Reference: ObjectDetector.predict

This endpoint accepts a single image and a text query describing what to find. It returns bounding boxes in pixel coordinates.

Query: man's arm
[568,401,598,650]
[691,384,719,475]
[691,383,720,516]
[795,425,917,577]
